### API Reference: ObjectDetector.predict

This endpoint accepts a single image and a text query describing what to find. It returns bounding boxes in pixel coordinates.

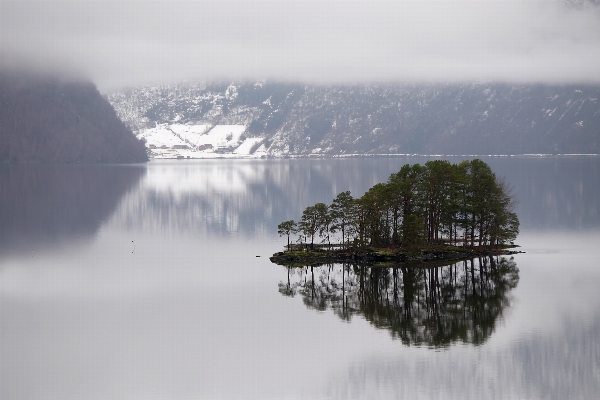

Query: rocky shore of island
[270,245,523,267]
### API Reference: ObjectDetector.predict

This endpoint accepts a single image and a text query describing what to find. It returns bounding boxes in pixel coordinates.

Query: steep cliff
[0,71,147,163]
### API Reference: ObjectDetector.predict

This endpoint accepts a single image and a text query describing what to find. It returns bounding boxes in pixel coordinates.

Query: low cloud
[2,1,600,91]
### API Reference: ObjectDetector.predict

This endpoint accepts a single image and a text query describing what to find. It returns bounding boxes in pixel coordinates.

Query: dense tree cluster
[278,159,519,250]
[0,71,147,163]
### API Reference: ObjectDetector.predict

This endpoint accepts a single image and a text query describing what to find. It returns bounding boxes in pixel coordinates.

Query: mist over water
[1,156,599,399]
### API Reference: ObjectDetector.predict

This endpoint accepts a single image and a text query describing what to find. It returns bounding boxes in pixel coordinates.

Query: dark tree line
[0,71,147,163]
[278,159,519,250]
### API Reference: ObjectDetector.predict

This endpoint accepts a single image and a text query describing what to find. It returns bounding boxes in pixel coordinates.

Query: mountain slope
[108,82,600,156]
[0,71,148,163]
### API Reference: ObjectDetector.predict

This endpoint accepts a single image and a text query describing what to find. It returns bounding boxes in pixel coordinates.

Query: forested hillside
[0,71,147,163]
[109,82,600,155]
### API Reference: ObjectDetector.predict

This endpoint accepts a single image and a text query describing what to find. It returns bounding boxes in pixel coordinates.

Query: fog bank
[2,1,600,91]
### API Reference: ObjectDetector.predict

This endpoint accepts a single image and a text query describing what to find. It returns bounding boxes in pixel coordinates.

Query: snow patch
[138,123,248,158]
[137,124,187,148]
[234,138,263,155]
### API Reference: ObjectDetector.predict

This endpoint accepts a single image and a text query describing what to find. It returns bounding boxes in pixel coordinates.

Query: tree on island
[299,203,329,249]
[277,220,297,251]
[278,159,519,252]
[330,191,354,247]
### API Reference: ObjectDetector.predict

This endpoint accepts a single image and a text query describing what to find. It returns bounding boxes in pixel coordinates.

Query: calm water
[1,156,599,400]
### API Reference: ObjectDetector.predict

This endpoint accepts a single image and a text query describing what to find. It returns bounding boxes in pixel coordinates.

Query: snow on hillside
[234,138,263,155]
[137,124,188,148]
[136,123,268,158]
[111,82,600,156]
[202,125,246,148]
[169,124,210,146]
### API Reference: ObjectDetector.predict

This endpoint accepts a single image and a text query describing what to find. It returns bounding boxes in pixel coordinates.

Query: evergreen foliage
[280,159,519,251]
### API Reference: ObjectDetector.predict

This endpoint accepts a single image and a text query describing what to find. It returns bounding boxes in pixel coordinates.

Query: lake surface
[1,156,599,400]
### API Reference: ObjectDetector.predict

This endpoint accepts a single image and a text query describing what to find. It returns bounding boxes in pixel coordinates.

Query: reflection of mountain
[108,157,598,237]
[111,159,405,236]
[0,164,146,256]
[485,157,600,230]
[324,312,600,400]
[279,256,519,347]
[508,315,600,400]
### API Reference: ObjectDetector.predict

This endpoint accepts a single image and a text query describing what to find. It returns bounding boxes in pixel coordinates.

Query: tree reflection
[278,256,519,347]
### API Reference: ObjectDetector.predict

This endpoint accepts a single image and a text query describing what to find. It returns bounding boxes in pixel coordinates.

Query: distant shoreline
[4,153,596,165]
[145,153,600,160]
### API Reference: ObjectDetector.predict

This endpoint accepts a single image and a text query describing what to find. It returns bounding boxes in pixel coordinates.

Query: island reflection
[279,256,519,347]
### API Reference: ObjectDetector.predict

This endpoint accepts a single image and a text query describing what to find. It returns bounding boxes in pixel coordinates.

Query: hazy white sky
[1,1,600,91]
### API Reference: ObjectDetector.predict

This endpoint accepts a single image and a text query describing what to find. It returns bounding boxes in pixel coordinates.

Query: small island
[271,159,521,266]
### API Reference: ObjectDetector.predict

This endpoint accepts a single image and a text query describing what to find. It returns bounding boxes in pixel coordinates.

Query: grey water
[1,156,599,400]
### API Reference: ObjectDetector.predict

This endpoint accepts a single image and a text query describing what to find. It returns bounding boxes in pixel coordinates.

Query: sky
[1,0,600,92]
